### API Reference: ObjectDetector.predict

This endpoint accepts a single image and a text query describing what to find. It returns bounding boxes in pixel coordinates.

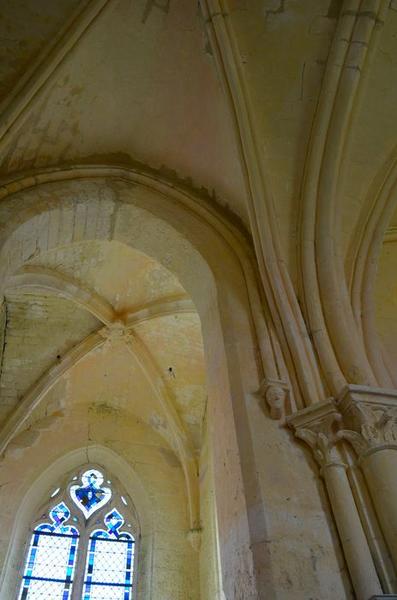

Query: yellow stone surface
[0,2,397,599]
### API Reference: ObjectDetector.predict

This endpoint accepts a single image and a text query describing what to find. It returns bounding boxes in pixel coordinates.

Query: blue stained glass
[83,508,135,600]
[70,469,111,518]
[18,502,79,600]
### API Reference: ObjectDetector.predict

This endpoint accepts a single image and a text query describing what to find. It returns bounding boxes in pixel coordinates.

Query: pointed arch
[0,163,282,598]
[5,265,116,325]
[0,445,153,600]
[351,145,397,388]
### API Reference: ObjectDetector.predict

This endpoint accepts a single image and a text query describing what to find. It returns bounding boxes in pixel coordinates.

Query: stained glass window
[18,502,79,600]
[18,468,137,600]
[83,509,135,600]
[70,469,111,518]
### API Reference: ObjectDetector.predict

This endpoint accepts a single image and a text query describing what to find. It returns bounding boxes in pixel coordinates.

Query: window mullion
[17,465,138,600]
[71,531,89,600]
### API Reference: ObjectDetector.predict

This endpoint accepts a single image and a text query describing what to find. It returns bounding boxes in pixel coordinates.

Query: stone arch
[0,164,280,598]
[0,444,154,599]
[351,146,397,388]
[0,165,285,390]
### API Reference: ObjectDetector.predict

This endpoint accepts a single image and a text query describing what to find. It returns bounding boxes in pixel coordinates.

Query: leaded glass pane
[83,509,134,600]
[20,579,69,600]
[70,469,111,518]
[18,503,79,600]
[83,583,131,600]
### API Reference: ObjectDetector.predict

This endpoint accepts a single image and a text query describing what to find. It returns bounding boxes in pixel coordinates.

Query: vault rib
[5,265,116,325]
[0,0,111,154]
[0,330,105,456]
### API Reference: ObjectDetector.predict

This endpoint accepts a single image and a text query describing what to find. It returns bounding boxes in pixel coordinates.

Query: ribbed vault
[0,239,207,531]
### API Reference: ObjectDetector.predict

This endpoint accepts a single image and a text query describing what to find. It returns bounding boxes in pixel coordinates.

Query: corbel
[258,377,289,420]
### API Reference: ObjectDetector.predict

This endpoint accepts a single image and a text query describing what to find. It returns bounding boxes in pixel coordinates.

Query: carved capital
[259,378,289,420]
[287,399,344,471]
[337,385,397,458]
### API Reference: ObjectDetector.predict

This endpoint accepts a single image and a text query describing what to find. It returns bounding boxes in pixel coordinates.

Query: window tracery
[18,466,137,600]
[70,469,112,519]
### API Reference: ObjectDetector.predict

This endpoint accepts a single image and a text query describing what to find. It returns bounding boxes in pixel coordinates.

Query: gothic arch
[0,163,282,598]
[0,164,274,373]
[0,445,153,599]
[351,145,397,388]
[297,3,388,394]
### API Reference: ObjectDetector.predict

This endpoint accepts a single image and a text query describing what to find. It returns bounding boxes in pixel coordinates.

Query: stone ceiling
[0,240,207,456]
[0,0,247,222]
[1,0,397,435]
[0,0,81,100]
[2,1,397,280]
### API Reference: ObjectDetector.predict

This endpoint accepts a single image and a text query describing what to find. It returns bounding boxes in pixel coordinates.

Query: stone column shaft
[361,450,397,571]
[323,462,382,599]
[288,399,382,600]
[338,386,397,580]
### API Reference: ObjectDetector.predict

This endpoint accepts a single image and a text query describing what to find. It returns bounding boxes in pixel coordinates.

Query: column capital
[336,385,397,458]
[287,399,344,471]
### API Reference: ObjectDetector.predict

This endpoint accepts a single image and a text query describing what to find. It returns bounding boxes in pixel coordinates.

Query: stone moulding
[298,0,389,396]
[350,143,397,390]
[200,0,325,409]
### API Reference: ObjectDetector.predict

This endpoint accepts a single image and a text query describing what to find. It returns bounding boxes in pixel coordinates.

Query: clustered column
[287,386,397,599]
[288,399,383,600]
[337,386,397,580]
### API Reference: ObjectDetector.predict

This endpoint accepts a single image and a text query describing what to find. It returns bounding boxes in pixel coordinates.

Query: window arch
[18,466,138,600]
